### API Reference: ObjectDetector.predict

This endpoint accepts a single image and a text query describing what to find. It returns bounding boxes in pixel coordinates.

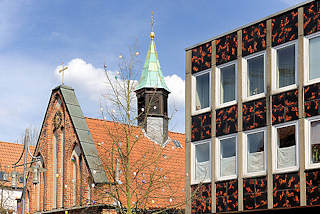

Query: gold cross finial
[150,11,155,39]
[59,61,68,85]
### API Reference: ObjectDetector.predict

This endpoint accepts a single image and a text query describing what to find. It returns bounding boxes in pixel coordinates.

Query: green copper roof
[136,37,170,92]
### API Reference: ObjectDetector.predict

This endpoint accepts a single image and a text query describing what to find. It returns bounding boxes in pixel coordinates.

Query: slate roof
[53,85,108,184]
[135,34,170,92]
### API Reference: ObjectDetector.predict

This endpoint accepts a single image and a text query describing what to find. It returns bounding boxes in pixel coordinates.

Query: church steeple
[135,20,170,92]
[135,13,170,144]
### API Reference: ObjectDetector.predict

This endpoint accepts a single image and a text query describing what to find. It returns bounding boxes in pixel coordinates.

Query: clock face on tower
[53,111,62,130]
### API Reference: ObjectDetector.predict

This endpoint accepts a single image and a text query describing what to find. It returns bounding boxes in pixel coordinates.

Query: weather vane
[59,61,68,85]
[150,11,155,39]
[151,11,154,32]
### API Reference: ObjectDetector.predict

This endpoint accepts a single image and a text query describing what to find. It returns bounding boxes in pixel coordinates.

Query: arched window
[52,130,58,209]
[71,145,80,206]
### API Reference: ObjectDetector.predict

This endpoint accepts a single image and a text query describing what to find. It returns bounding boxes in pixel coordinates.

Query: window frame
[191,69,211,115]
[191,139,212,184]
[304,31,320,86]
[216,133,238,181]
[243,128,267,178]
[305,115,320,170]
[216,60,238,109]
[271,40,298,94]
[272,120,299,174]
[242,51,266,102]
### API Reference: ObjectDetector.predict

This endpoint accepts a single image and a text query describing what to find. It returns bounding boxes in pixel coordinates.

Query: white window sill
[215,175,237,182]
[272,84,298,95]
[242,93,266,103]
[243,171,267,179]
[191,178,212,185]
[216,100,237,110]
[304,78,320,87]
[191,107,211,116]
[305,163,320,171]
[273,166,299,174]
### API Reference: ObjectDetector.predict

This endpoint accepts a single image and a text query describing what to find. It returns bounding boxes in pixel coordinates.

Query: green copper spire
[135,32,170,92]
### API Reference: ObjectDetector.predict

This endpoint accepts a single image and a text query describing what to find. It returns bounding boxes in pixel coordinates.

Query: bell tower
[135,14,170,144]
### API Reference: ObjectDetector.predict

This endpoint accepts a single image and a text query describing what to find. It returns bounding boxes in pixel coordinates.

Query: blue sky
[0,0,305,143]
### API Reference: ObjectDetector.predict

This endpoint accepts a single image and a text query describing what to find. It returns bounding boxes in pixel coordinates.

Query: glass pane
[309,37,320,80]
[196,73,210,110]
[220,64,235,103]
[311,121,320,163]
[247,55,264,96]
[277,125,296,169]
[196,143,210,163]
[220,137,236,177]
[277,45,295,88]
[247,132,264,173]
[278,125,295,148]
[221,137,236,158]
[248,132,264,153]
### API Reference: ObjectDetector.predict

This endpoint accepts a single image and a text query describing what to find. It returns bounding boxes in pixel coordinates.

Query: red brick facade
[18,86,185,213]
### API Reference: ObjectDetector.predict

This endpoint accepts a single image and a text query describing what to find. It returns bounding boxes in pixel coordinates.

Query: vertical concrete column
[266,19,274,209]
[211,40,217,213]
[298,6,306,206]
[237,30,244,211]
[185,50,192,214]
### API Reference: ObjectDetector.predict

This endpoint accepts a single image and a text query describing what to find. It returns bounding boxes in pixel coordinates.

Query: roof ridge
[84,116,185,135]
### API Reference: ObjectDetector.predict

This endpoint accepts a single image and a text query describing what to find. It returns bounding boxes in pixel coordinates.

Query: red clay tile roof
[85,117,185,209]
[0,141,35,188]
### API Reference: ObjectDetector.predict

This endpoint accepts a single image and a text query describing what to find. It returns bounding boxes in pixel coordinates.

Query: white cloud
[54,58,185,133]
[165,74,185,107]
[55,58,107,101]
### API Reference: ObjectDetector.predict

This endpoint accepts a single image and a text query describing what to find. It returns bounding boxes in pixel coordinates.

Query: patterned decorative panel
[191,112,211,142]
[192,42,212,74]
[272,89,298,125]
[273,172,300,208]
[306,169,320,206]
[305,83,320,118]
[242,21,267,57]
[243,177,268,210]
[216,179,238,212]
[304,1,320,36]
[272,9,298,47]
[191,183,212,214]
[243,98,267,131]
[216,32,237,66]
[216,105,237,137]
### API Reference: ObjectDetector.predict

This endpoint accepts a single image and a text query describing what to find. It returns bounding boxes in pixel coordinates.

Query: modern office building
[185,0,320,213]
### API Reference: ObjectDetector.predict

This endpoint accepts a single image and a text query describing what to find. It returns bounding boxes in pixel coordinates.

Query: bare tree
[92,45,185,214]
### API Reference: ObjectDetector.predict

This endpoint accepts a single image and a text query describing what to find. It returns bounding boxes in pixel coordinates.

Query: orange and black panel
[243,98,266,131]
[191,183,212,214]
[216,179,238,212]
[192,42,212,74]
[273,172,300,208]
[242,21,267,57]
[216,32,237,66]
[243,177,268,210]
[304,1,320,36]
[305,83,320,118]
[272,9,298,47]
[306,169,320,205]
[191,112,211,142]
[216,105,237,137]
[272,90,298,125]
